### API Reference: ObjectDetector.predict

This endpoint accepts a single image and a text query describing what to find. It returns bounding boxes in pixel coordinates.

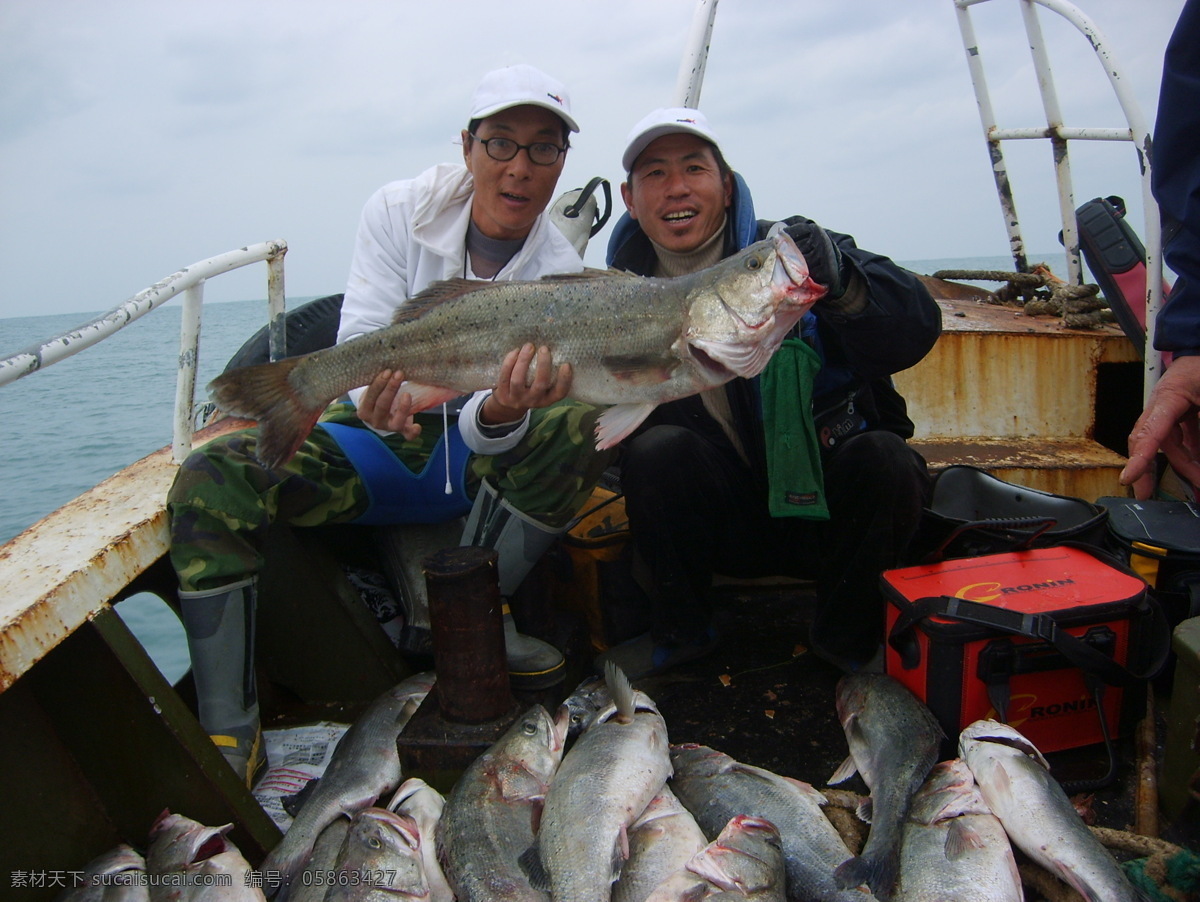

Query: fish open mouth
[688,343,735,377]
[771,231,826,304]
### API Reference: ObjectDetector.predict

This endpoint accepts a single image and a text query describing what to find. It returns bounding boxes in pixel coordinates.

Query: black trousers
[620,426,932,661]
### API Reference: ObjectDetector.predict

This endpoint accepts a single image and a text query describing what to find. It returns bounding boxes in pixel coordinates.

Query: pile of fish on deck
[63,666,1149,902]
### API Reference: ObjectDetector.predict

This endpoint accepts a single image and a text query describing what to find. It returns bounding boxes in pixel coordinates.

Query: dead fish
[894,759,1022,902]
[436,704,568,902]
[562,674,613,740]
[208,233,823,467]
[959,720,1147,902]
[261,671,434,897]
[288,816,352,902]
[640,869,711,902]
[613,787,708,902]
[686,816,786,902]
[179,846,264,902]
[828,674,943,901]
[145,811,263,901]
[57,844,148,902]
[388,778,454,902]
[669,744,871,902]
[533,662,673,902]
[324,808,430,902]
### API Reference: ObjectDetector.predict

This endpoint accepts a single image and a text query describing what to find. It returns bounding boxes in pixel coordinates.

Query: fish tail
[207,356,324,469]
[603,660,635,723]
[834,853,899,900]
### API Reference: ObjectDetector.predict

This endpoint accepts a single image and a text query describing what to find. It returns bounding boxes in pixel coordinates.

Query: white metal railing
[673,0,719,107]
[0,240,289,463]
[953,0,1164,401]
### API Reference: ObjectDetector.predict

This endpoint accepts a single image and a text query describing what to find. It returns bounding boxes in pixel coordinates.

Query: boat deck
[0,417,254,691]
[621,584,1200,875]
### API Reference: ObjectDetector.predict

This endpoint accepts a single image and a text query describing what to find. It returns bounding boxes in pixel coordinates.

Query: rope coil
[932,267,1115,329]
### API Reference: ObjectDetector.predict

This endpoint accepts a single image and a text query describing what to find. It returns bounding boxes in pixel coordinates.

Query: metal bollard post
[425,546,513,724]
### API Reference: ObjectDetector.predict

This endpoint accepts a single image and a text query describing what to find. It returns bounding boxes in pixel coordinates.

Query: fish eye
[522,720,538,735]
[368,837,382,849]
[744,255,763,271]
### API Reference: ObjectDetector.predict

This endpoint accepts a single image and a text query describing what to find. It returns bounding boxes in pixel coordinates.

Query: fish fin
[833,853,899,900]
[148,808,174,839]
[602,354,677,385]
[208,355,325,469]
[402,382,465,414]
[281,777,321,818]
[856,796,873,824]
[604,660,636,723]
[395,278,503,322]
[828,754,859,785]
[777,774,829,806]
[530,796,544,836]
[610,827,630,884]
[944,819,985,859]
[395,268,631,325]
[518,842,550,892]
[536,267,635,282]
[595,403,658,450]
[687,844,735,891]
[990,760,1015,804]
[679,882,712,902]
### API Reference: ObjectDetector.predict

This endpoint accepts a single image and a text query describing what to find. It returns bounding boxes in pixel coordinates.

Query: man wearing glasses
[168,65,611,785]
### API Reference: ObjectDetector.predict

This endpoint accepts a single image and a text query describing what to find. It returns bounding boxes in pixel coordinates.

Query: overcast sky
[0,0,1185,326]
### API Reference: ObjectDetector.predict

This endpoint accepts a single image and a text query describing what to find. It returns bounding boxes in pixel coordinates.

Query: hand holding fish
[357,368,422,438]
[481,342,573,424]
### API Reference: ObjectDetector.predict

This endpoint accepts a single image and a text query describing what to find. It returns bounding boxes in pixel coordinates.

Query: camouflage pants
[168,400,614,593]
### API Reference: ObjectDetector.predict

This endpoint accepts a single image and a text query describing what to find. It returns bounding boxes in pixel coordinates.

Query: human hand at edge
[356,369,423,439]
[1121,355,1200,499]
[480,343,572,425]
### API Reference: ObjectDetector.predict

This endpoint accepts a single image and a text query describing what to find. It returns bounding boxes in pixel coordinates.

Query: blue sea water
[0,252,1064,683]
[0,297,296,683]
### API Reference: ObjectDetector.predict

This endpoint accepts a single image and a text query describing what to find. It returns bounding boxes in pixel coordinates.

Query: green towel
[761,338,829,519]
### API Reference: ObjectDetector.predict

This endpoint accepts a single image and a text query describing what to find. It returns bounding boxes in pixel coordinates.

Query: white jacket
[336,161,583,447]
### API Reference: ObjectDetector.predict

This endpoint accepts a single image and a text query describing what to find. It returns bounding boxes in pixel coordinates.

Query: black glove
[783,219,846,299]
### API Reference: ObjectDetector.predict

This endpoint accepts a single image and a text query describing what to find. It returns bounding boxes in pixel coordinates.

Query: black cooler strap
[888,594,1169,685]
[889,593,1169,793]
[925,516,1057,563]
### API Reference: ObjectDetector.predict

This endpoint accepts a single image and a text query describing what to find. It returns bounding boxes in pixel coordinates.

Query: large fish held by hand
[208,232,823,468]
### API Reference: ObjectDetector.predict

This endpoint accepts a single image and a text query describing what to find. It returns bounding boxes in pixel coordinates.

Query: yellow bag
[551,485,648,651]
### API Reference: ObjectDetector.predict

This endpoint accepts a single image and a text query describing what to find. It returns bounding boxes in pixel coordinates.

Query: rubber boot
[461,480,568,690]
[373,519,467,659]
[178,578,266,788]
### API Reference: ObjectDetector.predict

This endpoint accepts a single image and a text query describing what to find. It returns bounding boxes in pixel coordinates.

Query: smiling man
[167,65,612,785]
[598,107,942,680]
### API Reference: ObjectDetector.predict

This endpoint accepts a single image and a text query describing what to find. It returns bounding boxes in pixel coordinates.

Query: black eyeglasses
[469,133,567,166]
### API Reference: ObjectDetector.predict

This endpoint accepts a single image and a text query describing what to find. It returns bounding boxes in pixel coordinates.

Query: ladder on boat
[895,0,1164,500]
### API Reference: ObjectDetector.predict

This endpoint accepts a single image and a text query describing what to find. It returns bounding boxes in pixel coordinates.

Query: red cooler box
[882,545,1165,753]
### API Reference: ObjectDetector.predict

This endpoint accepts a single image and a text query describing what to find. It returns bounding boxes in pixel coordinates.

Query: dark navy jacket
[605,173,942,491]
[1152,0,1200,355]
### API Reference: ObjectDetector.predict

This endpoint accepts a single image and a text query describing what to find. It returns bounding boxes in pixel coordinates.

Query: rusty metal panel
[895,295,1139,442]
[908,436,1128,499]
[0,418,252,691]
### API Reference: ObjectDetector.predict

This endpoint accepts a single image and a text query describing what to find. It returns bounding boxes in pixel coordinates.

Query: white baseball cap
[622,107,722,171]
[469,64,579,133]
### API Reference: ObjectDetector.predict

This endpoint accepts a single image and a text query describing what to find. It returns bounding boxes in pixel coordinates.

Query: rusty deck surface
[0,418,252,690]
